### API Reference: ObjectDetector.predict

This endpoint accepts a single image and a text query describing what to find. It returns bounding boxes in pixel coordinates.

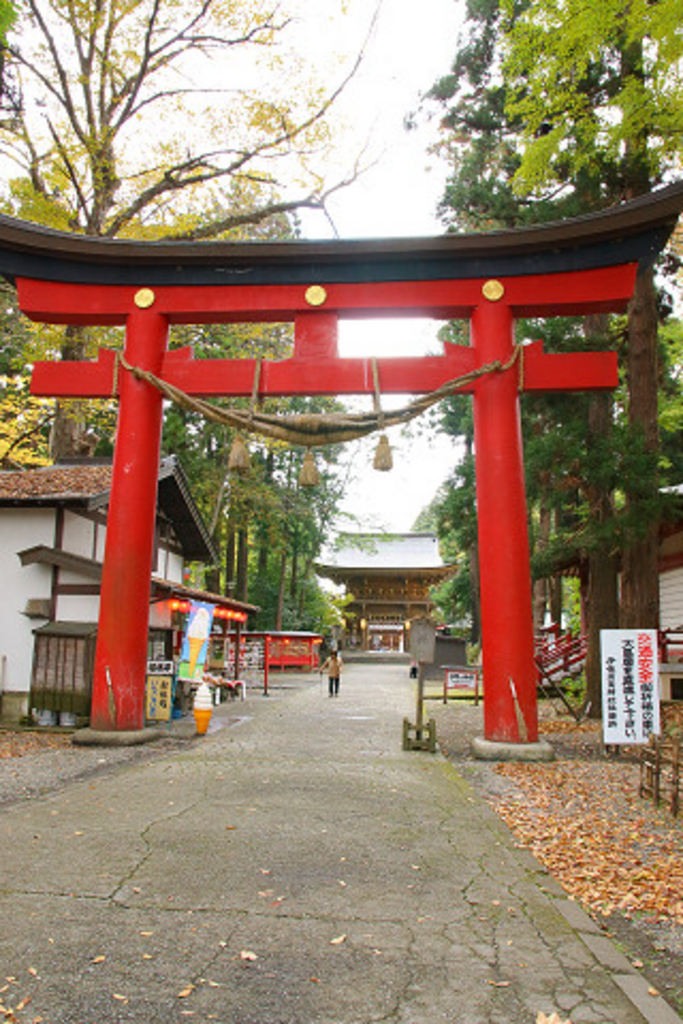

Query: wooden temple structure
[317,533,455,651]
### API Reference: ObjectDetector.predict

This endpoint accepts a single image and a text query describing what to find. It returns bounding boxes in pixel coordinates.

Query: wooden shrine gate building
[3,183,683,750]
[317,533,455,652]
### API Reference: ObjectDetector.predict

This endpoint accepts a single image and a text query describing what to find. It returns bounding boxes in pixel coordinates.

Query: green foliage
[501,0,683,195]
[563,577,583,634]
[424,0,683,636]
[0,1,14,43]
[428,439,477,628]
[0,374,52,467]
[659,319,683,480]
[0,283,53,466]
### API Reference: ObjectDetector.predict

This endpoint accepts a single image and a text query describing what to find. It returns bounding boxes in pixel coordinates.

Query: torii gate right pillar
[471,298,538,748]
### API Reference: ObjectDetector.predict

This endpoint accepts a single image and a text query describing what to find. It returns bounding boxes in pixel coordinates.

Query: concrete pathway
[0,664,679,1024]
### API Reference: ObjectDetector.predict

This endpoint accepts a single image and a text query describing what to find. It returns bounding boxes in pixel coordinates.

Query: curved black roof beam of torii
[0,182,681,288]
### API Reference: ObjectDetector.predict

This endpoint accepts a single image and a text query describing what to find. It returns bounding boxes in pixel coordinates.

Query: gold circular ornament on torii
[134,287,156,309]
[305,285,328,307]
[482,279,505,302]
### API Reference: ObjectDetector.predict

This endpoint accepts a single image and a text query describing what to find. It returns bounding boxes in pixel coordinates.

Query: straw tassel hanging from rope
[299,448,320,487]
[227,357,263,475]
[373,433,392,471]
[371,358,393,471]
[228,434,251,474]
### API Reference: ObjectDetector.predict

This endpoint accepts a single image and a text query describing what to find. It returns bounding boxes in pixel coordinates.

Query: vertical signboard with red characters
[600,630,660,744]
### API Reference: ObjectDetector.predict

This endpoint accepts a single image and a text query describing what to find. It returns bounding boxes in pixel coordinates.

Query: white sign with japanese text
[600,629,660,744]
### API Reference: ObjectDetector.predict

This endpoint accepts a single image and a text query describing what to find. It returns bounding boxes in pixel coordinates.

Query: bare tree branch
[167,172,361,241]
[2,0,369,242]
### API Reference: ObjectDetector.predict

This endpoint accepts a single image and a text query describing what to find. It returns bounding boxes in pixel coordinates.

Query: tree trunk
[583,391,620,717]
[236,527,249,603]
[275,549,287,630]
[224,526,236,596]
[205,565,221,594]
[549,573,562,628]
[289,529,299,600]
[298,558,313,617]
[469,541,481,646]
[532,503,552,632]
[256,450,273,584]
[257,532,269,582]
[49,326,99,460]
[620,267,660,629]
[585,548,619,717]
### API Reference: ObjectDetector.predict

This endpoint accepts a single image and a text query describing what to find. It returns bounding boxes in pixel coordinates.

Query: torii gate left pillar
[23,264,637,749]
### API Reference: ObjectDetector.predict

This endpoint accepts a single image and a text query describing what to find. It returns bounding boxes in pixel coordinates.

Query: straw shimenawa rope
[115,346,524,448]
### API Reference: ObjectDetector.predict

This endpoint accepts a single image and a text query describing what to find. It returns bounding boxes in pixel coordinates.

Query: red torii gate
[4,184,681,751]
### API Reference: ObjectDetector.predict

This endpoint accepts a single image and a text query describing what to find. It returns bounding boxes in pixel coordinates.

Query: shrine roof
[0,456,217,563]
[0,462,112,502]
[319,533,452,574]
[150,577,258,615]
[0,183,681,286]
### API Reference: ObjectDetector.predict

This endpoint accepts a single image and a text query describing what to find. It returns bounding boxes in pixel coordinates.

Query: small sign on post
[410,618,437,664]
[146,660,175,722]
[600,629,660,745]
[444,667,482,704]
[403,618,437,753]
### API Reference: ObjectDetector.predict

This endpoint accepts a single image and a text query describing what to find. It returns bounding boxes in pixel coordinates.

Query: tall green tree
[425,1,621,710]
[427,0,683,657]
[501,0,683,629]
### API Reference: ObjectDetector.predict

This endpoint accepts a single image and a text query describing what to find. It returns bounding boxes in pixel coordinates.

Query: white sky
[297,0,467,534]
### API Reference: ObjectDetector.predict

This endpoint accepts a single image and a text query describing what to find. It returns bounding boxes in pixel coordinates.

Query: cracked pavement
[0,664,679,1023]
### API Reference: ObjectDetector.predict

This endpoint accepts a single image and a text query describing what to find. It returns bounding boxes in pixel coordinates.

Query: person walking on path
[321,650,343,696]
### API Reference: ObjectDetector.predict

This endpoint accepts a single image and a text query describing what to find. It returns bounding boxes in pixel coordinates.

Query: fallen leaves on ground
[0,732,71,759]
[492,757,683,923]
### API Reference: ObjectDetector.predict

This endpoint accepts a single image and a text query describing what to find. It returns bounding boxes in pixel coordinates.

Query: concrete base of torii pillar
[470,736,555,762]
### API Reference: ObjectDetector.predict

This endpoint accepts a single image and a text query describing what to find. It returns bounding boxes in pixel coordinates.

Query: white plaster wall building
[658,522,683,701]
[0,457,254,724]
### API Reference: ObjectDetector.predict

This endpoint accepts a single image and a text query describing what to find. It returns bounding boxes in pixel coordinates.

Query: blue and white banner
[179,602,215,680]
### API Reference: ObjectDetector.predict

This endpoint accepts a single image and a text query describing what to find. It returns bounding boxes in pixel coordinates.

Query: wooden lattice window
[30,624,97,717]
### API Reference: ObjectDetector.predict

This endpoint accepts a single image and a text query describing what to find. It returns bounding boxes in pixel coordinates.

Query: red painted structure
[22,269,628,740]
[3,184,681,743]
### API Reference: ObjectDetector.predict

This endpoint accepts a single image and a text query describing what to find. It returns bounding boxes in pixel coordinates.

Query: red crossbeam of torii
[9,183,682,751]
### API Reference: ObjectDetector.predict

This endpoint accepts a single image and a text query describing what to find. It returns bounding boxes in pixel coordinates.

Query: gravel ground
[0,727,194,807]
[1,692,682,1015]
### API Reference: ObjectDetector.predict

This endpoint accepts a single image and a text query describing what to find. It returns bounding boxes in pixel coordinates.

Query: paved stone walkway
[0,664,680,1023]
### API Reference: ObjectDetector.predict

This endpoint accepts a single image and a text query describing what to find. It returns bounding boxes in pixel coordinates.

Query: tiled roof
[0,458,217,563]
[0,463,112,501]
[323,533,447,570]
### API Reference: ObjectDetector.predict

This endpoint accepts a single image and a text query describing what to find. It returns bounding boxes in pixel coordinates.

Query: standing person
[321,650,343,697]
